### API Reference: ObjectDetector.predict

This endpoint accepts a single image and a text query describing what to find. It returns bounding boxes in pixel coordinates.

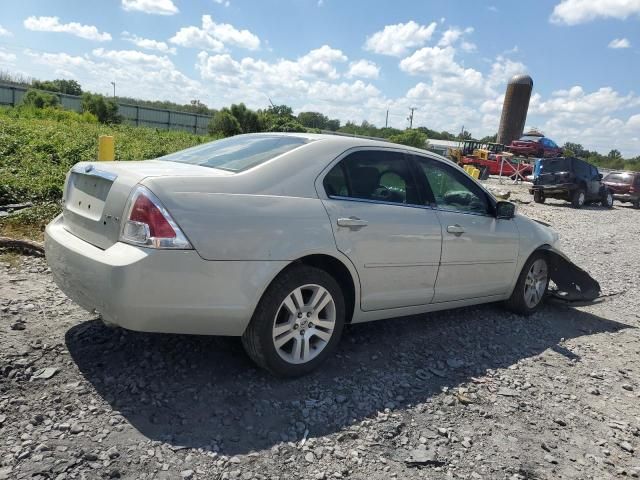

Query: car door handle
[447,224,465,235]
[337,217,368,228]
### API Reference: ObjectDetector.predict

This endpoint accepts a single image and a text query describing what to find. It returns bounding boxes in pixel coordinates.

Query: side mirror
[598,174,603,180]
[496,201,516,219]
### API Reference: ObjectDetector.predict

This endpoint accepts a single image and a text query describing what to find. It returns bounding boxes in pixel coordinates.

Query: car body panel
[432,210,519,302]
[603,172,640,204]
[45,214,287,335]
[322,198,442,311]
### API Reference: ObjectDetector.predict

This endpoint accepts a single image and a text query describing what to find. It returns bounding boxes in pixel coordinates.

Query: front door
[410,154,520,303]
[320,148,442,311]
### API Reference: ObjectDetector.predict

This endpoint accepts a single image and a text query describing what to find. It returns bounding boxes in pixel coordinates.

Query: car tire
[601,190,614,208]
[571,188,586,208]
[504,252,550,316]
[242,264,345,377]
[633,198,640,209]
[533,190,545,203]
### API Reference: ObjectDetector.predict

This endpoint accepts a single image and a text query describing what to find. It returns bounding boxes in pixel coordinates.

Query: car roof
[242,132,434,157]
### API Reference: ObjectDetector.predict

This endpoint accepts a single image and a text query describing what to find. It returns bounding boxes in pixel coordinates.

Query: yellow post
[471,168,481,179]
[463,165,470,173]
[98,135,115,161]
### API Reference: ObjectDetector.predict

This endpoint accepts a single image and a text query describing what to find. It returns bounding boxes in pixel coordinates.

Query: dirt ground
[1,178,639,480]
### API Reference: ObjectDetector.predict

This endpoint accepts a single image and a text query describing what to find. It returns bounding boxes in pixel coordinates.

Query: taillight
[120,185,192,249]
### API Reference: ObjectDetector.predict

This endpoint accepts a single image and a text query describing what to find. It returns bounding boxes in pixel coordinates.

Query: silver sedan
[45,133,599,376]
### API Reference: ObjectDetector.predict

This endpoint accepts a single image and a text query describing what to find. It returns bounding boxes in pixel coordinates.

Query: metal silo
[497,74,533,146]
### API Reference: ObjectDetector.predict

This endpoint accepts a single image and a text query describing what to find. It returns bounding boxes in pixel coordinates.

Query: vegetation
[562,142,640,172]
[387,129,429,149]
[21,90,60,109]
[81,93,122,124]
[32,79,82,96]
[0,106,216,238]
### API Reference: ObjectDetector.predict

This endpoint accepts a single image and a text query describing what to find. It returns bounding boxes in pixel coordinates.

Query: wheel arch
[292,254,358,324]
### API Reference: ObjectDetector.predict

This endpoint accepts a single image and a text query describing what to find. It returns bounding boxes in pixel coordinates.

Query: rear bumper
[529,184,573,195]
[612,193,635,202]
[44,215,287,336]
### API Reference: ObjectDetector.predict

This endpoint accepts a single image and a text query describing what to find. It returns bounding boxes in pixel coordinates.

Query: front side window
[413,156,490,215]
[323,150,419,205]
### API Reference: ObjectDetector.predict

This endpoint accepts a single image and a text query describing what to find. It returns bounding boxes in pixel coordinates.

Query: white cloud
[364,20,437,56]
[121,0,178,15]
[213,0,231,6]
[0,49,16,63]
[26,47,202,103]
[437,26,473,47]
[550,0,640,25]
[122,31,176,54]
[0,24,12,37]
[170,15,260,51]
[23,16,111,41]
[346,59,380,79]
[608,37,631,48]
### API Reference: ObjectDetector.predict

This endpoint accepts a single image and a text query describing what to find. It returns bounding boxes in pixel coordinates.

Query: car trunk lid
[62,160,231,250]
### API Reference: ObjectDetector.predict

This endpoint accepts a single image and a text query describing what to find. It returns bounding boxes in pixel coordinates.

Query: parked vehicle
[45,134,599,376]
[602,171,640,208]
[459,154,533,178]
[508,134,563,158]
[530,157,613,208]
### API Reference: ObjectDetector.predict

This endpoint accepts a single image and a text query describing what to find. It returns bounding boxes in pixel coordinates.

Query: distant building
[497,74,533,146]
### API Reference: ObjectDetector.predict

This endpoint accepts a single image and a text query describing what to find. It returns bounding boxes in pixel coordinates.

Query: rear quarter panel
[153,192,338,261]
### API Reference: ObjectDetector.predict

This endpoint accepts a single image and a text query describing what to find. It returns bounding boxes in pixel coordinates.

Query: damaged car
[45,133,600,376]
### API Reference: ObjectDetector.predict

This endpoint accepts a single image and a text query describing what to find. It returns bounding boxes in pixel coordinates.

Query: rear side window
[323,150,420,205]
[157,134,310,172]
[605,173,633,184]
[540,158,572,173]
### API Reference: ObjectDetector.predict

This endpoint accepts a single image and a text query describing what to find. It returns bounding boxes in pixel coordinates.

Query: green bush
[81,92,121,124]
[21,90,60,109]
[209,110,242,136]
[0,107,215,205]
[388,129,429,149]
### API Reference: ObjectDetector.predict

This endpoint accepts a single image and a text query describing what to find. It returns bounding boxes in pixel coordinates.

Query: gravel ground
[1,179,639,480]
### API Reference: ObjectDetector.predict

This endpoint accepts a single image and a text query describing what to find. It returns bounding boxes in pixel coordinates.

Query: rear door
[409,154,520,303]
[319,148,442,311]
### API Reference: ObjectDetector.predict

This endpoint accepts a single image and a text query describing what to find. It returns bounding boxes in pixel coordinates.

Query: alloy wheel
[524,259,548,309]
[272,284,336,365]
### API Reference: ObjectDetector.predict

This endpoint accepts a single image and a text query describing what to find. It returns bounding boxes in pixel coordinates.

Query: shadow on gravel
[66,304,629,456]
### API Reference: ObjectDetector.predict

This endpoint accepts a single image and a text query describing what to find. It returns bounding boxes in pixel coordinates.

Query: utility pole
[408,107,416,129]
[110,81,116,98]
[385,109,389,128]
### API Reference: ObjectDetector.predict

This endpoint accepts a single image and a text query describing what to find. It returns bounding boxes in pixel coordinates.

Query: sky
[0,0,639,156]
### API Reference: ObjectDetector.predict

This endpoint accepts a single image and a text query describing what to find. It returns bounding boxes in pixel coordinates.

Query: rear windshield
[157,135,311,172]
[540,158,571,173]
[604,173,632,184]
[518,135,541,142]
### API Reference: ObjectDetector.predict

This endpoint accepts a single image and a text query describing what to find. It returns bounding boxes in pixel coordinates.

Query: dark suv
[530,157,613,208]
[603,171,640,208]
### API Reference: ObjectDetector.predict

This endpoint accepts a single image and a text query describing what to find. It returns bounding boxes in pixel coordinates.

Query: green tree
[388,129,429,149]
[21,89,60,109]
[81,93,121,124]
[325,118,341,131]
[297,111,328,129]
[229,103,262,133]
[209,110,241,136]
[32,79,82,96]
[563,142,585,157]
[608,149,622,159]
[267,117,306,132]
[479,133,498,143]
[457,130,473,140]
